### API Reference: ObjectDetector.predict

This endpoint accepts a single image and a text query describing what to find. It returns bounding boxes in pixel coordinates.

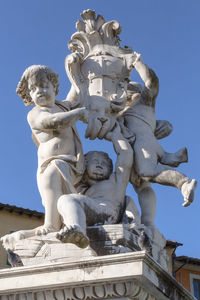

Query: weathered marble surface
[6,225,140,266]
[0,10,197,278]
[16,65,86,237]
[65,9,136,140]
[122,52,197,213]
[1,223,169,271]
[0,252,195,300]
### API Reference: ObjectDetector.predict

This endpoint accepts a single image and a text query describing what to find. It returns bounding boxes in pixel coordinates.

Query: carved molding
[0,281,156,300]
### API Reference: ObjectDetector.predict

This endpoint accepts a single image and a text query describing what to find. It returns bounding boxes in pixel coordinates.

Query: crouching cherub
[121,52,197,208]
[4,65,88,242]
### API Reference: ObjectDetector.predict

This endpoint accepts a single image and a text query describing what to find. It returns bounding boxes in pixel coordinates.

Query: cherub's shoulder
[27,106,39,117]
[106,173,116,184]
[27,106,41,124]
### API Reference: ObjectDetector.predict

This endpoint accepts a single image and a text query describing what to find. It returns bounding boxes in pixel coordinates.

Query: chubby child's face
[28,74,56,107]
[86,153,111,181]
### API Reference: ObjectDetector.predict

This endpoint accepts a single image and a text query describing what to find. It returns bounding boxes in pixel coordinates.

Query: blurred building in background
[0,203,43,269]
[175,256,200,299]
[0,203,199,299]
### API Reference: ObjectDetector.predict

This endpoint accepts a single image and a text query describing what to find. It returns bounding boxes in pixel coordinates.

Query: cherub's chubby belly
[38,136,75,165]
[85,189,123,225]
[85,182,122,204]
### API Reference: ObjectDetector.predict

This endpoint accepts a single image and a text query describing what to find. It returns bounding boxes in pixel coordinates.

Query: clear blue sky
[0,0,199,257]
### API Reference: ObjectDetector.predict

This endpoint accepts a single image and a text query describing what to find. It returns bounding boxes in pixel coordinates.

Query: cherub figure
[121,53,197,209]
[16,65,87,236]
[56,124,134,248]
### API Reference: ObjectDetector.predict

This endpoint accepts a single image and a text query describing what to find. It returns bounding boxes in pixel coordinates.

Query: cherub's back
[123,98,156,134]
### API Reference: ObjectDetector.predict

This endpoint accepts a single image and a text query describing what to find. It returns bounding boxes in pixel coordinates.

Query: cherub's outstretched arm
[133,52,159,99]
[28,107,88,131]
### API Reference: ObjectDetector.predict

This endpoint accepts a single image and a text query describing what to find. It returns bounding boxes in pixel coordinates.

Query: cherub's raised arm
[133,52,159,98]
[28,107,88,131]
[65,85,80,109]
[106,123,133,184]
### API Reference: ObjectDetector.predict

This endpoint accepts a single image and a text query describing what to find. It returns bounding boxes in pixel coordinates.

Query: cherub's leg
[133,181,156,227]
[134,142,197,206]
[152,136,188,167]
[159,148,188,167]
[1,229,37,249]
[36,162,74,235]
[149,167,197,207]
[57,193,117,248]
[57,194,89,248]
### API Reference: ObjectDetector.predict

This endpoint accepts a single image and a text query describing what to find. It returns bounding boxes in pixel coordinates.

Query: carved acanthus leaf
[68,32,90,57]
[95,14,105,31]
[68,10,125,57]
[80,9,96,34]
[101,21,121,46]
[76,20,85,32]
[80,9,96,21]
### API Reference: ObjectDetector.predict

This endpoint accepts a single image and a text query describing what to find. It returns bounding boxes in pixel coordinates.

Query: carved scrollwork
[65,10,136,139]
[67,9,131,60]
[101,21,121,46]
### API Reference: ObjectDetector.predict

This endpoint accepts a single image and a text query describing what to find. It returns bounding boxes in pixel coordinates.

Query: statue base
[9,224,140,266]
[0,251,195,300]
[4,224,168,271]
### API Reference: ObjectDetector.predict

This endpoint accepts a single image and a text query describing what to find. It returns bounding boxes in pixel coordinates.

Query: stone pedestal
[4,224,168,271]
[0,252,195,300]
[9,224,139,266]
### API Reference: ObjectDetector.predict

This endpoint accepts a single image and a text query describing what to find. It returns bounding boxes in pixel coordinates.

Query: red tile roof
[0,203,44,219]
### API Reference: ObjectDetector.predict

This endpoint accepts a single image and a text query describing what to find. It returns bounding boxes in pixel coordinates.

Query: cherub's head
[84,151,113,181]
[16,65,59,106]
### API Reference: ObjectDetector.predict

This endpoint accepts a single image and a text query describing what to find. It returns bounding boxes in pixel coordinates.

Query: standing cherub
[16,65,87,236]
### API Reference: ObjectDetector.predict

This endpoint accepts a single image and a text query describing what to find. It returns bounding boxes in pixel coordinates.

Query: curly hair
[16,65,59,106]
[84,151,113,176]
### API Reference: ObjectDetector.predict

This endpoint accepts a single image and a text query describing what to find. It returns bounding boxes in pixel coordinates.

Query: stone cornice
[0,252,195,299]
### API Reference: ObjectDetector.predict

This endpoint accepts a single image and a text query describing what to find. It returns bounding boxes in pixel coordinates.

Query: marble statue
[121,52,197,211]
[0,10,197,269]
[56,123,134,248]
[65,9,136,140]
[16,65,87,236]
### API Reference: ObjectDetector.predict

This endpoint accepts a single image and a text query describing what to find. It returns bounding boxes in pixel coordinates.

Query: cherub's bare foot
[161,147,188,167]
[181,179,197,207]
[1,230,28,250]
[35,225,58,236]
[173,147,188,167]
[56,225,89,249]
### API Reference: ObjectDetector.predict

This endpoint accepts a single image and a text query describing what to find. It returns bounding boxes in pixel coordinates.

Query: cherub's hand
[79,107,89,123]
[118,117,136,144]
[133,52,142,67]
[105,122,122,141]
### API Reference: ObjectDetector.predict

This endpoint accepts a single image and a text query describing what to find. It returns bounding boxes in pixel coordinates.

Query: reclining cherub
[121,52,197,208]
[56,123,134,248]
